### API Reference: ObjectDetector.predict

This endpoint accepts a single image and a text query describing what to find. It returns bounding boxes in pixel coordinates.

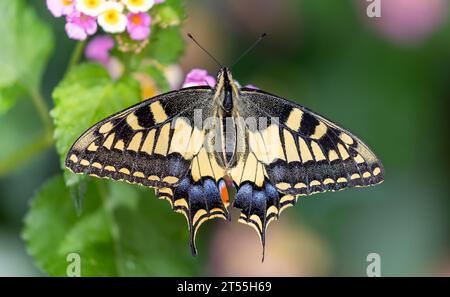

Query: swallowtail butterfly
[66,67,384,257]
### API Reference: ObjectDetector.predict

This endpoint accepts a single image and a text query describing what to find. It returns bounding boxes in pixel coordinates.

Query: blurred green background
[1,0,449,276]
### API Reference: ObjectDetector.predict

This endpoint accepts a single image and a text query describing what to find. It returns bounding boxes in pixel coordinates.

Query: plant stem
[30,88,53,133]
[0,133,54,177]
[68,41,86,71]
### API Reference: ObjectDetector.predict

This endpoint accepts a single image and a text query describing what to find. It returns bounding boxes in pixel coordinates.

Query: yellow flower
[123,0,154,13]
[98,2,128,33]
[76,0,105,17]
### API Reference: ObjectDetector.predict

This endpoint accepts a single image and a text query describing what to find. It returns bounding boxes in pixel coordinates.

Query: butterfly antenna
[187,33,223,68]
[231,33,267,68]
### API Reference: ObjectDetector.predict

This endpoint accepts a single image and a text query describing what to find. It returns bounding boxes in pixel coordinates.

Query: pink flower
[46,0,75,17]
[127,13,152,40]
[85,35,115,65]
[182,69,216,88]
[154,0,165,3]
[65,11,97,40]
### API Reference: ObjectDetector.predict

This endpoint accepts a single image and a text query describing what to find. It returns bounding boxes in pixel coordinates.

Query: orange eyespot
[219,180,229,207]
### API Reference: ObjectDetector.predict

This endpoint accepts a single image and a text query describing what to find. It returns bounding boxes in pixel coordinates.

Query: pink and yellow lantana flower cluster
[46,0,165,41]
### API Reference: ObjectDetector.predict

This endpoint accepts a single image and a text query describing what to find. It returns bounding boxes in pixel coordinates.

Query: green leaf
[23,175,202,276]
[147,27,184,65]
[0,0,53,114]
[51,63,142,168]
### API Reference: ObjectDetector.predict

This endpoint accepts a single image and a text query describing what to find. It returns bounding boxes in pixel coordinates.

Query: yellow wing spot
[363,171,371,178]
[350,173,360,180]
[103,133,115,150]
[87,142,98,152]
[328,150,339,161]
[280,195,294,204]
[299,137,313,163]
[80,159,90,166]
[184,127,205,160]
[105,165,116,172]
[119,168,130,175]
[150,101,168,124]
[311,121,327,140]
[373,167,381,176]
[241,153,258,183]
[162,176,179,184]
[337,177,348,183]
[126,112,144,130]
[69,154,78,163]
[339,132,354,145]
[174,198,188,208]
[310,180,321,187]
[127,132,143,152]
[283,129,301,162]
[89,173,100,178]
[354,154,365,164]
[191,157,201,182]
[148,175,160,181]
[99,122,113,134]
[169,118,193,155]
[159,187,173,196]
[276,182,291,191]
[154,123,170,155]
[248,130,268,163]
[255,162,265,187]
[92,162,102,169]
[197,148,214,178]
[310,141,326,161]
[192,209,207,226]
[286,108,303,131]
[141,129,156,154]
[114,140,125,151]
[266,205,278,216]
[294,182,307,189]
[259,124,286,163]
[337,143,350,160]
[133,171,145,178]
[324,178,335,185]
[249,214,263,231]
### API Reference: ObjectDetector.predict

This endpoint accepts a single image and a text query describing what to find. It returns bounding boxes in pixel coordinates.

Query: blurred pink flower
[85,35,115,65]
[364,0,448,46]
[182,69,216,88]
[65,11,97,40]
[46,0,75,17]
[155,0,165,4]
[127,13,152,40]
[244,84,259,89]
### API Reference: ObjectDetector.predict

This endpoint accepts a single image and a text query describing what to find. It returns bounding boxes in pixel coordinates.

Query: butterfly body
[66,68,384,257]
